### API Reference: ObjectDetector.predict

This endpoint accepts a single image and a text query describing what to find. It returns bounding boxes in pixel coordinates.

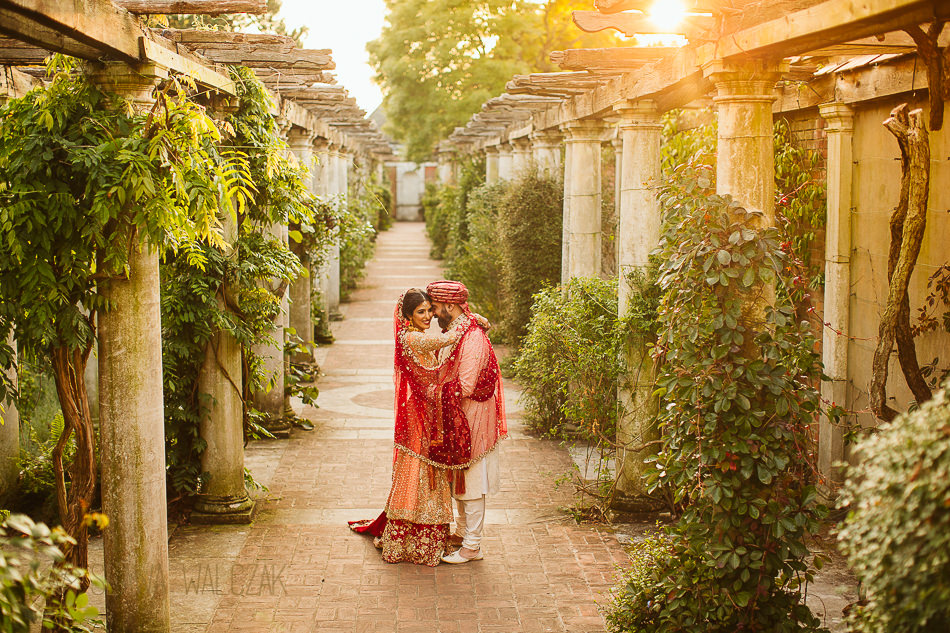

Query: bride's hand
[472,313,492,331]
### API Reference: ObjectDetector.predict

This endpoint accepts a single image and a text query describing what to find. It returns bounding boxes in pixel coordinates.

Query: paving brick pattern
[88,222,627,632]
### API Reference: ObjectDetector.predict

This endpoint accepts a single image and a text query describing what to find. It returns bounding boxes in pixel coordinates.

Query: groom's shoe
[441,548,483,564]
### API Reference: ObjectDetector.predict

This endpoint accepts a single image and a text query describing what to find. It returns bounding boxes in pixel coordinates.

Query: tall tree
[369,0,616,162]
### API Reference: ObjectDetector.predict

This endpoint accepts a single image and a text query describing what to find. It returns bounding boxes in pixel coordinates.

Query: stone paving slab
[83,222,626,632]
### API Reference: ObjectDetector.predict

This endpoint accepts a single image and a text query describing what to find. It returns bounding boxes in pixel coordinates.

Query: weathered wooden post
[818,102,855,491]
[89,60,171,633]
[485,145,500,184]
[613,100,663,509]
[561,119,608,281]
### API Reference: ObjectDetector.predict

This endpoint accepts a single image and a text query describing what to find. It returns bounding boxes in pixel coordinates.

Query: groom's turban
[426,280,469,304]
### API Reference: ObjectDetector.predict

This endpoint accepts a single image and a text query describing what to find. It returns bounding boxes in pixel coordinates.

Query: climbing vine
[611,166,827,631]
[0,55,245,574]
[161,65,328,498]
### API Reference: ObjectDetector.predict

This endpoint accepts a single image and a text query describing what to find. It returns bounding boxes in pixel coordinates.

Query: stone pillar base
[329,309,345,322]
[609,491,666,515]
[192,493,255,524]
[263,416,292,439]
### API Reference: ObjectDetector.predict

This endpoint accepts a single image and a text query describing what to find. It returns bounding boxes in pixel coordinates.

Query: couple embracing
[349,280,507,566]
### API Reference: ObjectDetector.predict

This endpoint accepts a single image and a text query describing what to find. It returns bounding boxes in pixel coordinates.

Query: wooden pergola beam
[0,0,146,62]
[550,47,676,71]
[160,29,335,70]
[0,0,236,94]
[116,0,265,14]
[804,30,950,57]
[256,72,336,89]
[698,0,948,62]
[460,0,946,152]
[573,11,715,37]
[593,0,718,13]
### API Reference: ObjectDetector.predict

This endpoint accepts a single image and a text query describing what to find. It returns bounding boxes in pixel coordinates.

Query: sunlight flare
[649,0,687,31]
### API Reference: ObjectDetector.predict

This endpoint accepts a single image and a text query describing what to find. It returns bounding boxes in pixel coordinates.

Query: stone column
[561,120,608,281]
[312,138,334,343]
[318,142,340,318]
[531,130,562,177]
[287,129,315,364]
[706,60,788,224]
[510,137,532,178]
[612,101,663,508]
[485,146,500,184]
[706,60,787,347]
[437,144,456,185]
[89,61,170,633]
[328,149,349,317]
[0,333,18,502]
[497,142,514,181]
[251,120,293,438]
[193,210,254,523]
[610,129,623,233]
[252,217,291,437]
[818,102,854,491]
[560,137,574,283]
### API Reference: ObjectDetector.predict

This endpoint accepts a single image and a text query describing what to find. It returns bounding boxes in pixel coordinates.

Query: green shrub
[0,513,105,632]
[444,156,486,267]
[422,182,450,259]
[604,533,679,632]
[631,168,827,631]
[838,380,950,633]
[513,277,624,440]
[447,182,506,325]
[497,171,563,341]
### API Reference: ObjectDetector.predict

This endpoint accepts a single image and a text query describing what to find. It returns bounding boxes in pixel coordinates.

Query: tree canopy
[369,0,616,162]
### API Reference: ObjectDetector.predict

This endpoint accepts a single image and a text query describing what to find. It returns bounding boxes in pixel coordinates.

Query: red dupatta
[392,297,506,480]
[392,298,472,476]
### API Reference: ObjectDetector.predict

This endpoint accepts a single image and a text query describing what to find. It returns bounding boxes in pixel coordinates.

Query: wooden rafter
[573,11,715,38]
[697,0,948,63]
[160,29,334,70]
[0,0,146,62]
[0,0,236,94]
[473,0,945,150]
[116,0,265,14]
[550,47,676,71]
[593,0,720,13]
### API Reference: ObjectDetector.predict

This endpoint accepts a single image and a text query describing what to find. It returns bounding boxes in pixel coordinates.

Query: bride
[349,288,487,566]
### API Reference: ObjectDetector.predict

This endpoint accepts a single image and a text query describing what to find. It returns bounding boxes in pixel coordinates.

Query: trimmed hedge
[838,380,950,633]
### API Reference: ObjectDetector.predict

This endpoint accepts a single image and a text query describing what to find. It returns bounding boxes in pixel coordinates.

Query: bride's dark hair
[401,288,431,320]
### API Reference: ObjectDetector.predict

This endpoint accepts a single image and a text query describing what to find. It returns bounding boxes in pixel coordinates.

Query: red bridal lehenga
[349,295,476,566]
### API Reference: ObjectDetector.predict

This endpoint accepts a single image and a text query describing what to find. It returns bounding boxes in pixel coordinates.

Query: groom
[426,280,507,564]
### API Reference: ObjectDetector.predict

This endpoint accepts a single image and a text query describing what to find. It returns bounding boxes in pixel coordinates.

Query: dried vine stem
[50,339,96,587]
[869,105,931,422]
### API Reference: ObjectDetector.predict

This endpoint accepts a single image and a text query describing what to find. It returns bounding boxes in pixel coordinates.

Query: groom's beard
[437,313,451,331]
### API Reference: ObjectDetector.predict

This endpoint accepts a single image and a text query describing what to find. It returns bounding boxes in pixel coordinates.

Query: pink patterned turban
[426,280,469,304]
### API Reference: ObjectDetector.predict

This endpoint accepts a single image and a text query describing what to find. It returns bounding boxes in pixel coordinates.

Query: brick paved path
[90,221,628,632]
